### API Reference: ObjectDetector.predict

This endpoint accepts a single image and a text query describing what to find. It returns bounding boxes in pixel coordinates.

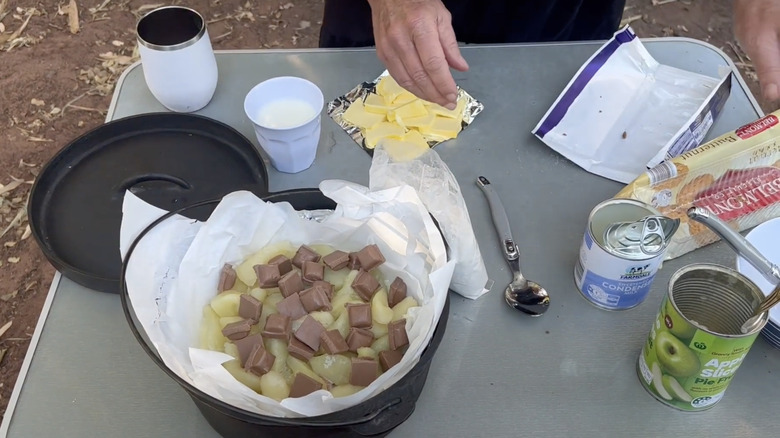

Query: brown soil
[0,0,773,422]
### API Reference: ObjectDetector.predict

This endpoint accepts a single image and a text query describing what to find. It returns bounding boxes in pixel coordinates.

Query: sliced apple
[662,374,693,403]
[651,362,673,401]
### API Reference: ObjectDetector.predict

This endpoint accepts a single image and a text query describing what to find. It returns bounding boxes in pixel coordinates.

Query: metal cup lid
[603,215,680,257]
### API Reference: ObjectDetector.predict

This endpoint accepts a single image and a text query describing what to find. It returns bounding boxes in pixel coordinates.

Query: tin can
[637,264,768,411]
[574,199,676,310]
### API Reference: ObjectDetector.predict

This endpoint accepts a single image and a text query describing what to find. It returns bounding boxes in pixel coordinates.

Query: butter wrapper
[327,70,484,154]
[533,26,731,184]
[615,110,780,260]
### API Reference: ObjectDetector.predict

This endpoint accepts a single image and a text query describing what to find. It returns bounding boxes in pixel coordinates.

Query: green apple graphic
[664,299,696,341]
[662,374,693,403]
[655,331,700,377]
[651,362,672,401]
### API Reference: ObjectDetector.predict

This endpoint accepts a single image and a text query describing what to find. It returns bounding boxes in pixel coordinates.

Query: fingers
[734,0,780,102]
[751,33,780,101]
[403,19,458,108]
[438,18,469,72]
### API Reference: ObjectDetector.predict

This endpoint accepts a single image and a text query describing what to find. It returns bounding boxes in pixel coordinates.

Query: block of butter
[328,71,484,153]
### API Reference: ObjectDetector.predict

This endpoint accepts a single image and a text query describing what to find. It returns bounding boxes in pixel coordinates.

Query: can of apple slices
[637,264,768,411]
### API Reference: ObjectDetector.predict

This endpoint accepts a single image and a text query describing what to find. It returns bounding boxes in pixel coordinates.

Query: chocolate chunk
[313,280,334,300]
[262,314,291,340]
[302,261,325,284]
[289,373,323,398]
[388,319,409,350]
[356,244,385,271]
[278,271,304,297]
[268,254,293,276]
[239,294,263,323]
[388,277,407,308]
[320,329,349,355]
[322,250,350,271]
[276,292,307,320]
[294,316,326,350]
[254,264,281,288]
[218,264,237,292]
[347,252,361,270]
[300,286,332,313]
[352,270,380,301]
[350,358,378,387]
[245,344,275,376]
[346,327,374,352]
[233,333,264,367]
[347,303,372,328]
[288,337,316,361]
[222,319,252,341]
[378,349,404,371]
[292,245,321,268]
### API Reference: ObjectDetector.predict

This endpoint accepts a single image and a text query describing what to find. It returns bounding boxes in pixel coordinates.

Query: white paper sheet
[120,181,453,417]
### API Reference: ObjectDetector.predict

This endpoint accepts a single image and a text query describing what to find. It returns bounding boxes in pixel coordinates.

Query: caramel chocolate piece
[245,344,275,376]
[222,319,252,341]
[276,292,307,320]
[352,270,380,301]
[388,277,407,308]
[268,254,293,276]
[254,264,281,288]
[346,327,374,352]
[388,319,409,350]
[233,333,264,367]
[300,286,332,313]
[378,349,404,372]
[292,244,321,268]
[262,314,291,340]
[302,261,325,284]
[294,316,326,350]
[289,373,323,398]
[322,250,350,271]
[313,280,334,300]
[347,252,361,270]
[320,329,349,355]
[218,264,237,292]
[350,358,378,387]
[347,303,372,328]
[288,337,316,361]
[239,294,263,323]
[278,271,304,297]
[356,244,385,271]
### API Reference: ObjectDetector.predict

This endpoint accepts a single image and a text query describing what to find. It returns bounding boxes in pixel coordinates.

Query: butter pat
[419,116,462,141]
[426,98,466,119]
[364,94,392,114]
[365,122,406,149]
[342,100,385,130]
[376,75,406,102]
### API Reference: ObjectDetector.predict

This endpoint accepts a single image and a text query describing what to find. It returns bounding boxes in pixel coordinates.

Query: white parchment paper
[119,181,453,418]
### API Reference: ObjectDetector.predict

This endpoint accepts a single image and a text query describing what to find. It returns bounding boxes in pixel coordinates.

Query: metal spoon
[687,207,780,332]
[477,176,550,316]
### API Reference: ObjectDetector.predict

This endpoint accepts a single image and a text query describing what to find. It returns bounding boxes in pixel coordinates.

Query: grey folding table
[3,39,778,438]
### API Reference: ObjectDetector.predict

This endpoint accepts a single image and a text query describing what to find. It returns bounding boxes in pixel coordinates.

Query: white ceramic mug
[244,77,324,173]
[136,6,218,112]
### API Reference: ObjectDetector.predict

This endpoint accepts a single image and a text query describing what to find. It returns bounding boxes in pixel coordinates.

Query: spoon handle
[687,207,780,283]
[476,176,519,261]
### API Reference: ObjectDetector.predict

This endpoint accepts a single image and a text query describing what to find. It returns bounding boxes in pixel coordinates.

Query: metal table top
[3,39,776,438]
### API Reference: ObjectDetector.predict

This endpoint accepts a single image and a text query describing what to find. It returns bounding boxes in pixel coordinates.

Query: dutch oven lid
[28,113,269,294]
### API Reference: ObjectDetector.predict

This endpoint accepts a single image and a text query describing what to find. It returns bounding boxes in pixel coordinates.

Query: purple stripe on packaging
[534,27,637,138]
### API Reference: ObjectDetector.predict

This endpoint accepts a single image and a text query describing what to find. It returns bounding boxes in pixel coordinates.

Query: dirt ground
[0,0,773,422]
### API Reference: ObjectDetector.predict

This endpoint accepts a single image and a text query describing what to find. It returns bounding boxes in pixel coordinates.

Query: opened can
[574,199,678,310]
[637,264,768,411]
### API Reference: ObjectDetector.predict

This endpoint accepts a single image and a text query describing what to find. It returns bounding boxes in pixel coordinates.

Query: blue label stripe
[534,27,637,138]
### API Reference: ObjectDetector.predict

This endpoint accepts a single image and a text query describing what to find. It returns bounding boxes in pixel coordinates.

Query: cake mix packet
[615,110,780,260]
[532,26,732,184]
[327,70,484,154]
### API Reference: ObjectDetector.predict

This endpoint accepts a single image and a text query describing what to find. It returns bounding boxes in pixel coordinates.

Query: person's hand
[367,0,469,109]
[734,0,780,102]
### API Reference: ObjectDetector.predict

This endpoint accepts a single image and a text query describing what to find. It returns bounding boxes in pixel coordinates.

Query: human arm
[734,0,780,102]
[367,0,469,109]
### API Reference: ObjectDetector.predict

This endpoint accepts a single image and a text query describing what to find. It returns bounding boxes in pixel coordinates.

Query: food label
[637,295,759,411]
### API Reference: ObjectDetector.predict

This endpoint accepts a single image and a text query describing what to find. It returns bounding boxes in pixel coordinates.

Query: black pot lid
[28,113,269,294]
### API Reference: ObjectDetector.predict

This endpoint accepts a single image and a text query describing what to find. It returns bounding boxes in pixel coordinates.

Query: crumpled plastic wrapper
[119,183,454,418]
[370,142,491,299]
[328,70,484,154]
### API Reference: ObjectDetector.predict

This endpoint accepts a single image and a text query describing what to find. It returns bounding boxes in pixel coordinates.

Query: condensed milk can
[574,198,679,310]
